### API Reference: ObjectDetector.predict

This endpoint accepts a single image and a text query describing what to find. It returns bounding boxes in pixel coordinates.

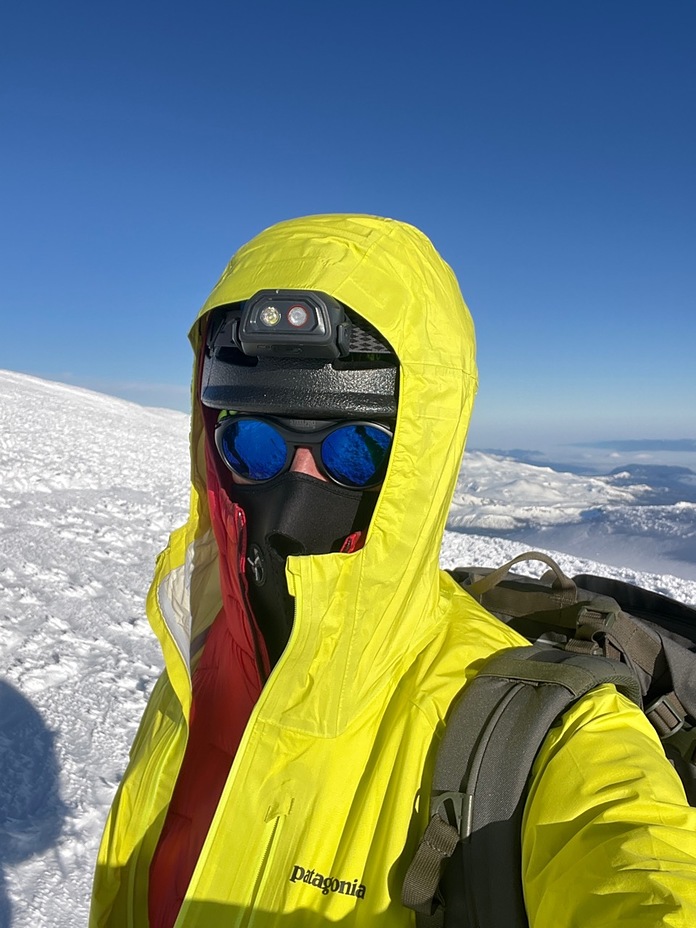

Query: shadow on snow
[0,679,68,928]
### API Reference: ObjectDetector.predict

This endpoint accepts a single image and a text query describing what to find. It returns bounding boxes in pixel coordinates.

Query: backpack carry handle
[467,551,577,600]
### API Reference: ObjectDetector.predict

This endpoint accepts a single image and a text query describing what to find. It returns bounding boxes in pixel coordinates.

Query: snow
[451,450,696,582]
[0,371,189,927]
[1,369,695,926]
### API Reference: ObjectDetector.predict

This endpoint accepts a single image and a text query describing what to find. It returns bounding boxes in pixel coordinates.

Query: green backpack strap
[402,646,641,928]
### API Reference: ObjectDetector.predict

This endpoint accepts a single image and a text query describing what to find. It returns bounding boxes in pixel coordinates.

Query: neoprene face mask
[231,472,371,665]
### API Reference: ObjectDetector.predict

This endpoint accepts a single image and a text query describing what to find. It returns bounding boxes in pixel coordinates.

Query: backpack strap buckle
[646,692,686,738]
[431,790,474,840]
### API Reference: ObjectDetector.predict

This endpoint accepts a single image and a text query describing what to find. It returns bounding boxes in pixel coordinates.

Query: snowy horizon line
[4,368,695,457]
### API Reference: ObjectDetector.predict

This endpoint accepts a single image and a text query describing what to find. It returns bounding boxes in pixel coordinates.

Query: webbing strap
[565,637,602,656]
[608,612,662,676]
[472,586,582,619]
[402,814,459,923]
[574,608,663,677]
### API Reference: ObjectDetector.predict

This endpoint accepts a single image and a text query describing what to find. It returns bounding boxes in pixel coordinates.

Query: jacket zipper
[183,507,295,919]
[240,808,289,924]
[235,505,270,682]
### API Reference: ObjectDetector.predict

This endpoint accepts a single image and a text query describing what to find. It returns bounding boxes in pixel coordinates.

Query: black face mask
[232,473,373,667]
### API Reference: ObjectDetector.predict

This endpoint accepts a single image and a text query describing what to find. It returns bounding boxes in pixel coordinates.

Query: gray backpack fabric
[402,552,696,928]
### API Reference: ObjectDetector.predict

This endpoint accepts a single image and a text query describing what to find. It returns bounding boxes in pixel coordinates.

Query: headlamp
[201,289,398,418]
[209,290,352,360]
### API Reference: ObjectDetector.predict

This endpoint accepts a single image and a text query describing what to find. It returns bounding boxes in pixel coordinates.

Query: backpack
[402,551,696,928]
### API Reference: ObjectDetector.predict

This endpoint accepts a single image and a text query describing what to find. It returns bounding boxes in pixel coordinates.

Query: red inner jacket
[148,438,270,928]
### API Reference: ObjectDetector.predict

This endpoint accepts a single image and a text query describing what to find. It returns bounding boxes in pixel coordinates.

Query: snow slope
[450,450,696,583]
[0,372,189,927]
[1,370,695,927]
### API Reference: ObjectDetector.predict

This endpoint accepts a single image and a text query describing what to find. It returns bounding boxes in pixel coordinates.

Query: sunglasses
[215,415,394,489]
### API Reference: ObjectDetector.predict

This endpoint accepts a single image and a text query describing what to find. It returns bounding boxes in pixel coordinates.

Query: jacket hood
[153,215,478,732]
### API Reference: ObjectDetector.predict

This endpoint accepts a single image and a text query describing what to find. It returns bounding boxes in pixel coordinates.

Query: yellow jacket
[91,215,696,927]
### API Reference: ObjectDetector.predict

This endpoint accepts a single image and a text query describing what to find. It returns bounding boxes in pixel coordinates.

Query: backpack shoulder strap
[402,646,641,928]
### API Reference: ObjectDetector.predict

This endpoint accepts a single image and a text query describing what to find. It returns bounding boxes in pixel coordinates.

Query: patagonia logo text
[289,864,367,899]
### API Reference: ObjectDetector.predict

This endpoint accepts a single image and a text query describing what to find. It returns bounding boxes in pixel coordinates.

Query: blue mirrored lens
[322,425,392,487]
[220,419,286,480]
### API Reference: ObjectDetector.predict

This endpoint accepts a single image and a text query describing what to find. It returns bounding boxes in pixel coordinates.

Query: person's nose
[289,447,327,481]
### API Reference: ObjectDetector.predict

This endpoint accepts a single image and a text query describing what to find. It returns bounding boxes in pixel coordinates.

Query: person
[90,215,696,927]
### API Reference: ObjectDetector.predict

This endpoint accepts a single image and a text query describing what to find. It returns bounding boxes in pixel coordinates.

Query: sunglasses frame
[214,415,394,489]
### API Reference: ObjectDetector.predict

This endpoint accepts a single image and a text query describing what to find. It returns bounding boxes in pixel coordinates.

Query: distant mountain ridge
[579,439,696,453]
[451,450,696,580]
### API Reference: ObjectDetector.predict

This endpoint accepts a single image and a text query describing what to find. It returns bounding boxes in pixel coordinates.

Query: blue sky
[1,0,694,452]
